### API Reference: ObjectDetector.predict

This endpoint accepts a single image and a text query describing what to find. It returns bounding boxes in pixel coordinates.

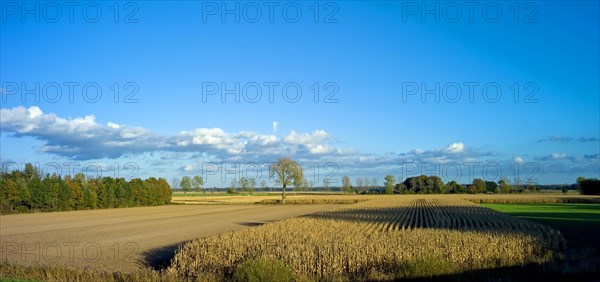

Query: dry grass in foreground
[168,197,566,280]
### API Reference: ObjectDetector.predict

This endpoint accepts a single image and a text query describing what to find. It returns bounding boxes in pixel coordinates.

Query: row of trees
[335,174,540,195]
[0,163,171,214]
[269,158,542,203]
[176,175,204,193]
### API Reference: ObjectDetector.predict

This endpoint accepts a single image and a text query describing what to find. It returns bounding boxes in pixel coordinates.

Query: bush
[578,178,600,195]
[233,257,294,282]
[397,257,456,278]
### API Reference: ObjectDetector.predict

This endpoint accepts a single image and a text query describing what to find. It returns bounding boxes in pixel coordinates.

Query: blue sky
[1,1,599,187]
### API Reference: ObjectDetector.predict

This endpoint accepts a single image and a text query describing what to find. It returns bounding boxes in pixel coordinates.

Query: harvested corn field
[168,196,566,280]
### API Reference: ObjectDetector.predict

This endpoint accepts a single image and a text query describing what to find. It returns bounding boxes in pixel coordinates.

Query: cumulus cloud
[107,122,121,129]
[284,130,334,154]
[0,106,350,160]
[444,142,465,154]
[391,142,484,165]
[7,106,595,183]
[182,164,196,172]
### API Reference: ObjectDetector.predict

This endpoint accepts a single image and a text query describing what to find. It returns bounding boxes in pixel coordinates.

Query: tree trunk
[282,184,286,204]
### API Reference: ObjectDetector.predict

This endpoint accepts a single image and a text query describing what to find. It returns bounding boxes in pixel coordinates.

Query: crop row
[168,197,566,280]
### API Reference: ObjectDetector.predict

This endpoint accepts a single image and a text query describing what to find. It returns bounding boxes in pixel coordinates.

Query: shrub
[233,257,294,282]
[578,178,600,195]
[397,257,456,278]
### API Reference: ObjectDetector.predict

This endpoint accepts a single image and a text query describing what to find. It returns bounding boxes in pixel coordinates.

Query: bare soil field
[0,204,338,272]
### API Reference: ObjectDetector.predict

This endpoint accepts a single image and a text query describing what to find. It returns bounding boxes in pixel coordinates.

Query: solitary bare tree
[270,158,303,204]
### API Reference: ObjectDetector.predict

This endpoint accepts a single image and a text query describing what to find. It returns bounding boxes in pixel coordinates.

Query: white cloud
[28,106,43,119]
[183,164,195,172]
[444,142,465,154]
[0,106,350,160]
[551,152,567,159]
[284,130,330,144]
[514,156,524,163]
[107,122,121,129]
[272,121,278,133]
[283,130,334,155]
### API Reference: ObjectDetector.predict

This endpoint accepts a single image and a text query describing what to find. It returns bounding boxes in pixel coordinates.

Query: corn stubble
[168,197,565,280]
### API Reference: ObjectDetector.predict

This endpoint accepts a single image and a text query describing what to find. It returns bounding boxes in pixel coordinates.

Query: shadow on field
[396,256,600,282]
[141,241,189,270]
[301,204,549,236]
[141,222,267,270]
[300,202,600,281]
[237,221,265,227]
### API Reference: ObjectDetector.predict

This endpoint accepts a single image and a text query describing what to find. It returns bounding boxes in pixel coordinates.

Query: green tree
[180,176,192,194]
[240,177,250,194]
[485,181,498,193]
[499,177,513,193]
[15,174,31,210]
[101,177,116,208]
[157,178,172,204]
[24,163,40,181]
[271,158,303,204]
[342,176,353,193]
[472,178,486,193]
[85,178,100,208]
[445,181,466,194]
[0,164,172,213]
[293,177,309,192]
[384,175,395,194]
[0,174,20,212]
[577,177,600,195]
[446,180,459,194]
[57,177,72,211]
[130,178,146,205]
[113,178,131,207]
[192,175,204,192]
[71,173,86,209]
[170,177,179,190]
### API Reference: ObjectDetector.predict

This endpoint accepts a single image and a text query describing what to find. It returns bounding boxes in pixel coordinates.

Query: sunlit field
[169,196,566,280]
[4,194,600,281]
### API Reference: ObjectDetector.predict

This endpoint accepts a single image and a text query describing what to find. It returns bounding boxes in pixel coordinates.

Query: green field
[482,203,600,250]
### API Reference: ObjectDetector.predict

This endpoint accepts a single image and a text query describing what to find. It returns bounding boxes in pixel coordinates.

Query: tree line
[0,163,171,214]
[342,174,598,195]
